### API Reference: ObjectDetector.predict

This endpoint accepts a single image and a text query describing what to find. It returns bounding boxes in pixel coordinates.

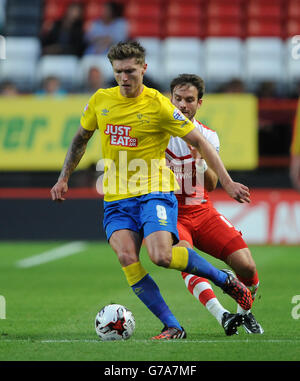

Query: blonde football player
[51,41,252,339]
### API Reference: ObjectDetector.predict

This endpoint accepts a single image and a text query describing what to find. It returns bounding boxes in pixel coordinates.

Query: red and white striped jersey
[166,119,220,205]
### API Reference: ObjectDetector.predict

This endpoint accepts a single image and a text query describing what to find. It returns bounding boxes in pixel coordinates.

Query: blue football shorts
[103,192,179,244]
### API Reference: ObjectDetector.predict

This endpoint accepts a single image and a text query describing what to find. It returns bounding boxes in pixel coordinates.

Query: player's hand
[187,144,202,160]
[223,180,250,203]
[50,180,68,202]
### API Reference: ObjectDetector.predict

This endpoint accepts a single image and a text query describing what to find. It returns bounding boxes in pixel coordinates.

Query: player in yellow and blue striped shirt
[51,41,252,339]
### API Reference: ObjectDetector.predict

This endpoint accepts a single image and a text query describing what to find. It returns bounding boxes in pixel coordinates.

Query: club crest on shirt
[173,108,186,121]
[104,124,138,147]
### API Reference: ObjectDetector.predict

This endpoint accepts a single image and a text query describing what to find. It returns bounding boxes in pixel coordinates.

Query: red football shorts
[177,203,248,260]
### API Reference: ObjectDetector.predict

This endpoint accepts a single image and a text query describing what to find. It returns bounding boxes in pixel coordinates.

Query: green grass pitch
[0,241,299,361]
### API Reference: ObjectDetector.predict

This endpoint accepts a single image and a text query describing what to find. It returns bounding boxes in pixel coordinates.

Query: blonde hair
[108,41,146,65]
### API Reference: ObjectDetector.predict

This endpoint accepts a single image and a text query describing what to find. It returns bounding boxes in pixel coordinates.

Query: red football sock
[182,272,216,306]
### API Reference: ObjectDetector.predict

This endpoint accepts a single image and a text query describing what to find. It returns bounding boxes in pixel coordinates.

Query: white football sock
[205,298,229,325]
[237,304,250,315]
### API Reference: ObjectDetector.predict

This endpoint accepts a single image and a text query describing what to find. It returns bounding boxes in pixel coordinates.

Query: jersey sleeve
[208,132,220,153]
[80,93,97,131]
[159,95,195,138]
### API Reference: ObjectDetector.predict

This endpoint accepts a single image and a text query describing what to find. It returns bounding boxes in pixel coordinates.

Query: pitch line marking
[15,241,88,268]
[0,339,299,344]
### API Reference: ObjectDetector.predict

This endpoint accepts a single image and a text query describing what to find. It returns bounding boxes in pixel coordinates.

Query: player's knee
[151,256,171,268]
[115,247,138,267]
[148,248,172,268]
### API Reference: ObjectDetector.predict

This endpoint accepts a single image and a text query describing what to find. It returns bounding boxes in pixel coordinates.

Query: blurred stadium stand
[0,1,298,136]
[0,0,299,92]
[0,0,298,173]
[0,0,299,241]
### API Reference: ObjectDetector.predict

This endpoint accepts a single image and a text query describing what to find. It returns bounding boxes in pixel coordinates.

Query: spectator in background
[0,80,19,96]
[36,76,67,96]
[290,98,300,191]
[41,2,85,57]
[84,1,128,55]
[82,66,106,93]
[256,81,277,98]
[220,78,245,94]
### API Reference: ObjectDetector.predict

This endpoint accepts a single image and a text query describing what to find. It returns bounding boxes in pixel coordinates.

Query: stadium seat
[37,55,79,89]
[5,0,43,36]
[43,1,65,23]
[84,2,104,22]
[204,37,243,59]
[246,18,283,37]
[135,38,162,83]
[5,37,41,61]
[5,21,41,37]
[205,59,244,85]
[245,37,283,59]
[166,0,202,21]
[245,38,284,85]
[125,1,161,21]
[163,58,206,89]
[287,0,300,18]
[245,37,284,83]
[162,38,204,85]
[286,19,300,37]
[206,19,244,37]
[207,0,243,19]
[164,19,203,37]
[6,4,41,20]
[163,37,203,60]
[204,38,244,84]
[129,19,162,38]
[136,37,161,59]
[0,58,37,90]
[246,0,282,19]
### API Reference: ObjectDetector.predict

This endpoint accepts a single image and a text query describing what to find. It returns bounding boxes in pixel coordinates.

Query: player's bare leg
[225,247,259,302]
[225,248,257,281]
[109,229,142,267]
[224,248,264,334]
[109,229,185,338]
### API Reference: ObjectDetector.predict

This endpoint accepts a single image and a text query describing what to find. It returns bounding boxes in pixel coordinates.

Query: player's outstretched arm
[50,126,94,202]
[188,144,218,191]
[182,128,250,203]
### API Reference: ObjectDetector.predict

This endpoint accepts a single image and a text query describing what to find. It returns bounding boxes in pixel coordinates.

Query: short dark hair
[107,41,146,65]
[106,2,124,18]
[170,74,205,100]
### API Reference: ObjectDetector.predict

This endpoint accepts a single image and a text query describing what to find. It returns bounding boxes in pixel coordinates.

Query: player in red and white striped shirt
[167,74,263,334]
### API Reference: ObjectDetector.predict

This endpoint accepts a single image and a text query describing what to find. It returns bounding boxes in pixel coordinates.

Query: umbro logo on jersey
[101,108,109,116]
